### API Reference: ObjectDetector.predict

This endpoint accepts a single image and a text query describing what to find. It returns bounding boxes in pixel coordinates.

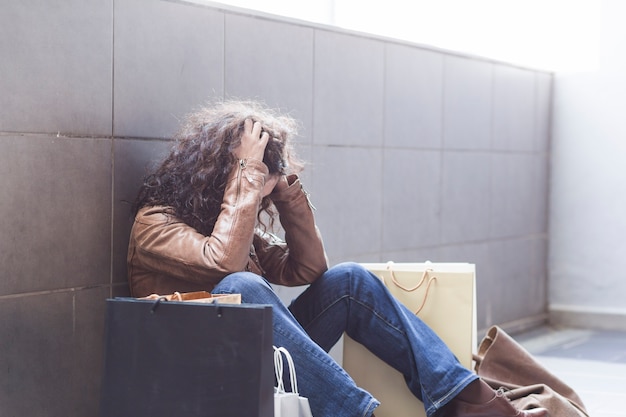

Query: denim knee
[330,261,364,274]
[212,272,275,303]
[323,262,381,291]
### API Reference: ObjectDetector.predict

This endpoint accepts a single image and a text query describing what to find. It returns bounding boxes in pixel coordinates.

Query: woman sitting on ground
[128,99,547,417]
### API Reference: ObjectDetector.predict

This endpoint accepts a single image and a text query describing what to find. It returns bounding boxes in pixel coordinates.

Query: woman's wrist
[272,175,290,193]
[270,175,299,199]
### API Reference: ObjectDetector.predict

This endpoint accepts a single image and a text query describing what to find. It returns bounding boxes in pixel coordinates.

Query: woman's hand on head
[234,118,269,161]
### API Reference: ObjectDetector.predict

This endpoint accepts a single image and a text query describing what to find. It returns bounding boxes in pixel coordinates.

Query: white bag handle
[273,346,299,394]
[274,346,285,393]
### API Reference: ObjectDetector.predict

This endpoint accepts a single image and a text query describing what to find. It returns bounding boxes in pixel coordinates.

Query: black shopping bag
[100,298,273,417]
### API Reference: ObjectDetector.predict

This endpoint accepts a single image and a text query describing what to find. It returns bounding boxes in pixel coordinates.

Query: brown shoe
[441,389,548,417]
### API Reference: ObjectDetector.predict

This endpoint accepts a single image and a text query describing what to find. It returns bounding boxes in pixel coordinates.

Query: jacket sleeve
[254,175,329,286]
[129,159,267,285]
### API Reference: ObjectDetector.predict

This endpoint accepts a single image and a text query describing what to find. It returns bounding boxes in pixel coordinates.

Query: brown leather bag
[474,326,589,417]
[140,291,242,304]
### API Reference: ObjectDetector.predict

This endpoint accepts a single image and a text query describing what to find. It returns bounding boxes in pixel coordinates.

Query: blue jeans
[212,262,477,417]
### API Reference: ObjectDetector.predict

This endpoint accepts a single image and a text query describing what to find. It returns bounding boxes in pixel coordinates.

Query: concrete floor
[514,326,626,417]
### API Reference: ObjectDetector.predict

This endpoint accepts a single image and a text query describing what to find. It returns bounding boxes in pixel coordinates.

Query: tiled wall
[0,0,552,414]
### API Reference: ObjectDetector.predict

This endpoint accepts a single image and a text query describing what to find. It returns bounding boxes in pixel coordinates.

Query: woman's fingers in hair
[244,118,253,132]
[235,118,269,161]
[250,119,261,135]
[247,119,267,141]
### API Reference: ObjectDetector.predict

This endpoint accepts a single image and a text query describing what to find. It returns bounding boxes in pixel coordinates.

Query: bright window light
[210,0,600,71]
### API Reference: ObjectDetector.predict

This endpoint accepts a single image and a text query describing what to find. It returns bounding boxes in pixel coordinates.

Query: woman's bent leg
[288,262,477,417]
[212,272,379,417]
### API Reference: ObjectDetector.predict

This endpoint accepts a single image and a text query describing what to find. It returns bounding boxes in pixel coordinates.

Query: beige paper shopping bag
[343,262,477,417]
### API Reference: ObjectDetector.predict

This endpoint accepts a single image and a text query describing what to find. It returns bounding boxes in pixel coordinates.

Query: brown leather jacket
[127,158,329,298]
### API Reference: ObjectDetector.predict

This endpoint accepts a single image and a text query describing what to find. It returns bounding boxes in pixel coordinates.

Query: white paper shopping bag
[273,346,313,417]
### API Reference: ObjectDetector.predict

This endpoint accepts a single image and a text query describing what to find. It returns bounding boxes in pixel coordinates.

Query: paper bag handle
[384,262,437,315]
[274,347,285,393]
[412,276,436,314]
[273,346,299,394]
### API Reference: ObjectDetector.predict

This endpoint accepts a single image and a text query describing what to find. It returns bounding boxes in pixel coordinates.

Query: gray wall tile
[295,143,314,185]
[381,247,443,264]
[535,72,553,152]
[0,135,111,295]
[490,153,537,238]
[113,0,225,138]
[71,286,110,415]
[440,151,492,243]
[313,30,385,146]
[0,292,74,416]
[224,14,314,142]
[443,56,493,150]
[530,237,549,313]
[0,287,107,416]
[530,154,550,234]
[382,149,442,251]
[0,0,113,136]
[489,238,540,323]
[493,65,536,151]
[384,45,444,149]
[310,146,383,264]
